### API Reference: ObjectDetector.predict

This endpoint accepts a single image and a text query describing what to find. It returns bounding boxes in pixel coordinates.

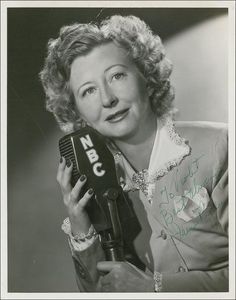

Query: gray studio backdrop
[7,8,228,292]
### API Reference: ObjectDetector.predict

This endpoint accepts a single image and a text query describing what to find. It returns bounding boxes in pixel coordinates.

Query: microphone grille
[59,135,80,185]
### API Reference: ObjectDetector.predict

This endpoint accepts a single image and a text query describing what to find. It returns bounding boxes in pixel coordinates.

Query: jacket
[68,117,228,292]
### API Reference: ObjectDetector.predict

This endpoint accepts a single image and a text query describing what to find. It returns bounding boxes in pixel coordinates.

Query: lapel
[108,115,191,204]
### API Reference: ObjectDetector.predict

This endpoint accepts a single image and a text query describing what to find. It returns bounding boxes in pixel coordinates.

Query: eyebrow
[76,64,128,95]
[104,64,127,73]
[76,81,93,96]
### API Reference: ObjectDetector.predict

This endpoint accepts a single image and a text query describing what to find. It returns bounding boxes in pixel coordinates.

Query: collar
[107,115,191,203]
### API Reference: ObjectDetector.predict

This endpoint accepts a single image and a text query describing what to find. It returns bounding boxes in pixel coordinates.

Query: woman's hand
[97,261,154,292]
[56,157,94,235]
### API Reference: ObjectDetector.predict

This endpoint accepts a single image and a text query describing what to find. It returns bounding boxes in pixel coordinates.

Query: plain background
[7,7,228,292]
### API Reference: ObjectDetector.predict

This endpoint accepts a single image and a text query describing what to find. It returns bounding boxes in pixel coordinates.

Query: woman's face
[69,42,154,140]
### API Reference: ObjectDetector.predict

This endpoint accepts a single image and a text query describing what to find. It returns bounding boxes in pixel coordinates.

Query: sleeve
[161,267,228,292]
[211,126,228,234]
[69,234,98,251]
[68,237,106,292]
[61,218,106,291]
[62,217,98,251]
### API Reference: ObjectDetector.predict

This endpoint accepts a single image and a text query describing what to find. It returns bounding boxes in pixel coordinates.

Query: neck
[113,113,157,171]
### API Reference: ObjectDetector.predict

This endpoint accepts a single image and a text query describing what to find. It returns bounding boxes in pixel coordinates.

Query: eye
[112,72,126,81]
[82,87,96,97]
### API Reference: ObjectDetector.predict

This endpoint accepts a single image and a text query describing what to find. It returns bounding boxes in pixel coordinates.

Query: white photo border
[1,1,235,299]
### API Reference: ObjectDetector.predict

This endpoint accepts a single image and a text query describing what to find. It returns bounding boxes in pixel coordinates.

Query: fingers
[57,157,94,208]
[76,188,94,208]
[98,262,123,292]
[56,157,66,183]
[71,175,94,207]
[57,157,73,193]
[97,261,122,273]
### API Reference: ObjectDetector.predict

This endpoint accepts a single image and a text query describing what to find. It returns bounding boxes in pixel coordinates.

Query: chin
[97,119,137,139]
[107,126,136,140]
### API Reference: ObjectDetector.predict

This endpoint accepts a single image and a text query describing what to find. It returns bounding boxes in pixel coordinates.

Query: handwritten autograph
[158,154,225,239]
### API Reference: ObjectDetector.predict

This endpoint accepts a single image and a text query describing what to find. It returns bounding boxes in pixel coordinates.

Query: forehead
[70,42,134,81]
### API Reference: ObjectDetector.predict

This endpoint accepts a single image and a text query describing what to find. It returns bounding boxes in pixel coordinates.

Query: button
[160,229,167,240]
[73,258,87,279]
[178,266,186,272]
[78,264,86,278]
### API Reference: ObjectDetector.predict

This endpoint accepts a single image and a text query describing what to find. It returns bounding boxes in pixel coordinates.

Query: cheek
[128,76,148,101]
[76,100,101,123]
[127,84,149,106]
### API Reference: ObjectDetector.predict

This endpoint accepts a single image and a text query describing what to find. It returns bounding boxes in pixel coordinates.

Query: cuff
[153,271,163,292]
[61,217,98,251]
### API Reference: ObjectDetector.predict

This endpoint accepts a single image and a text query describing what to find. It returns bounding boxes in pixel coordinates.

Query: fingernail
[60,157,63,163]
[80,175,86,181]
[88,188,94,195]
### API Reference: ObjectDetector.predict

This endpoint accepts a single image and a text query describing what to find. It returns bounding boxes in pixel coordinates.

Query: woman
[40,15,228,292]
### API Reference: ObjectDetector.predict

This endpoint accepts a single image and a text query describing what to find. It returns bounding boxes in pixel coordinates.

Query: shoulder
[174,120,228,145]
[174,120,227,134]
[174,121,228,170]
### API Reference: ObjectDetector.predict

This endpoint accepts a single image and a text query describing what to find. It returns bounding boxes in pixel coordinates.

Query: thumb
[97,261,121,273]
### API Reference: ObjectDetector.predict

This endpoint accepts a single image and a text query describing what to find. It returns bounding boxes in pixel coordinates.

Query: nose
[100,84,118,108]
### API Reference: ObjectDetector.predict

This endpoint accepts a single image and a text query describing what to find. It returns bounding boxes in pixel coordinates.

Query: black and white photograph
[1,0,235,299]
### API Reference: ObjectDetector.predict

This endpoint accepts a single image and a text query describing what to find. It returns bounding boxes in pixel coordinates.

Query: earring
[76,118,87,129]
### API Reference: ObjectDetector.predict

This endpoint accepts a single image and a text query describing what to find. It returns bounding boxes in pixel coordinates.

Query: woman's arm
[96,261,228,292]
[69,237,105,292]
[57,157,105,291]
[161,267,228,292]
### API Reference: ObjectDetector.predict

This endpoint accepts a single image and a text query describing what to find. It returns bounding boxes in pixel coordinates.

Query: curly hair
[39,15,175,133]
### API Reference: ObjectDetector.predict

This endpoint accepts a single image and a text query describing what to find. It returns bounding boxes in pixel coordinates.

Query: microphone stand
[99,188,125,261]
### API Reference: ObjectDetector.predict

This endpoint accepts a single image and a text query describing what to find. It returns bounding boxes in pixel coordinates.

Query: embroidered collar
[107,115,191,203]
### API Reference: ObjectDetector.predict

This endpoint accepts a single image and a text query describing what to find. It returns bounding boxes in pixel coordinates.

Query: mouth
[105,108,129,123]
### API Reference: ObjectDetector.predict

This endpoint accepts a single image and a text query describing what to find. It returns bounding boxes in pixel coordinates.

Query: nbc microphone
[58,126,127,261]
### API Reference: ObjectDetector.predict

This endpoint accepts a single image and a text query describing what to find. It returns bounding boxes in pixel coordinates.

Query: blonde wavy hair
[39,15,175,133]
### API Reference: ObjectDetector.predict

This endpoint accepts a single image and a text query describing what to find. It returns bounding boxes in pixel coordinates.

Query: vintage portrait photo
[1,1,235,299]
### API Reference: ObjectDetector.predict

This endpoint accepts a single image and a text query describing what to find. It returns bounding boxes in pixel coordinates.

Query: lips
[105,108,129,123]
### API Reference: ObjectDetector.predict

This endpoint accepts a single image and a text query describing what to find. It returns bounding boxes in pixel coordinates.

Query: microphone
[58,126,128,261]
